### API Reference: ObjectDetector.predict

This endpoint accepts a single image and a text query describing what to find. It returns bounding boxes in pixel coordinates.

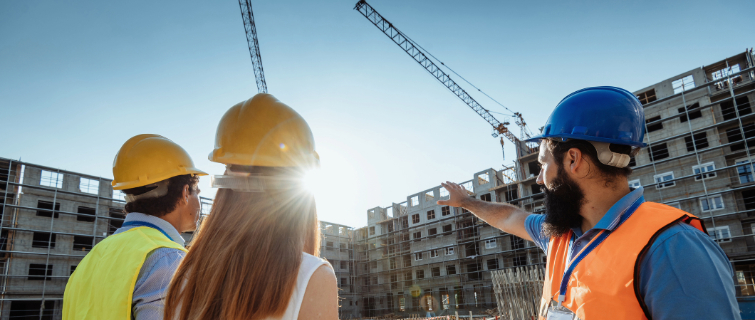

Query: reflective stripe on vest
[62,226,187,320]
[538,202,706,320]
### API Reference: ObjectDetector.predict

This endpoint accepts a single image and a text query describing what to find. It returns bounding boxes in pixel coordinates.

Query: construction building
[338,49,755,318]
[318,221,359,318]
[0,158,213,319]
[1,49,754,319]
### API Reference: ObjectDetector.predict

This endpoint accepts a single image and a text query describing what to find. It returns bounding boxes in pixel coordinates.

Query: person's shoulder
[653,220,707,244]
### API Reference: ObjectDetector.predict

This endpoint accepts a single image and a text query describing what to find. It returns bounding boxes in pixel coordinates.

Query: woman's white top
[268,252,332,320]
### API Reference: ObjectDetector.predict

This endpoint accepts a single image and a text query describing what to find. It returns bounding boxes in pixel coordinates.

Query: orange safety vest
[538,202,706,320]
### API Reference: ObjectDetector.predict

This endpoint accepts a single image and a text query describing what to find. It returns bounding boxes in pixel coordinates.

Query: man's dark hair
[545,139,637,181]
[123,174,199,217]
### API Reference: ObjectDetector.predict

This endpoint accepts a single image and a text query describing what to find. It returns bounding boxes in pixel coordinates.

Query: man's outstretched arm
[437,181,532,242]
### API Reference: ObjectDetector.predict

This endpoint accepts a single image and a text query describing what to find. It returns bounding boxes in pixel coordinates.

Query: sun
[301,168,324,195]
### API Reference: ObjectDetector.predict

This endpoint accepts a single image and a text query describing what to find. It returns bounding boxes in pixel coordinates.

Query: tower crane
[354,0,532,159]
[238,0,267,93]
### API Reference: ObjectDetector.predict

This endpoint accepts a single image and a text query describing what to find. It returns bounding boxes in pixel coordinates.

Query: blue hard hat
[527,86,647,147]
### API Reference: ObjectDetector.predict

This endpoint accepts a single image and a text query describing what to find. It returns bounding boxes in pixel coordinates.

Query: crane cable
[393,26,518,117]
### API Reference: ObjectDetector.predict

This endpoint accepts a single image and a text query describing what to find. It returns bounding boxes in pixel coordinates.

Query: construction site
[298,49,755,319]
[2,0,754,319]
[1,51,754,320]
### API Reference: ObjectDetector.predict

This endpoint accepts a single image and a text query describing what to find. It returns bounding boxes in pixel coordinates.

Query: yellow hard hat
[209,93,319,168]
[112,134,208,190]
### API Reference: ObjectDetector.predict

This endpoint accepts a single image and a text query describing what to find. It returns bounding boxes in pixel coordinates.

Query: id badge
[547,306,575,320]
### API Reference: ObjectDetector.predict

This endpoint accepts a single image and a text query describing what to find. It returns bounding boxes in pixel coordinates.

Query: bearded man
[439,87,740,320]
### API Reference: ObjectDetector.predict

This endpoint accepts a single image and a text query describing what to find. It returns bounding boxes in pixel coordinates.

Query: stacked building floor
[0,49,753,319]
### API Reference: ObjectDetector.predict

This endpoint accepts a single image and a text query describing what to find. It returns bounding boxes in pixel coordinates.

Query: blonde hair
[165,167,320,320]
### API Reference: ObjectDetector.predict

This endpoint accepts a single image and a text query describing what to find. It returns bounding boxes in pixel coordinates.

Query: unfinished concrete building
[341,49,755,318]
[318,221,359,318]
[0,158,213,320]
[345,166,543,318]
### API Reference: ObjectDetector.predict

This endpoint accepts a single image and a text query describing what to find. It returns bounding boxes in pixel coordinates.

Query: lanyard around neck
[122,221,173,242]
[556,195,644,306]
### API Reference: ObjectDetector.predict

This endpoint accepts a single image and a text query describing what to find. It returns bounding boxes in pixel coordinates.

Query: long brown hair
[165,167,320,320]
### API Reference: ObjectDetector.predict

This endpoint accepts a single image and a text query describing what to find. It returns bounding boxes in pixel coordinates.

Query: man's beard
[541,165,585,238]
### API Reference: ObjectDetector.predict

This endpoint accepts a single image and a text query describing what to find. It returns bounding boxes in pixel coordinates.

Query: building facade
[1,49,753,319]
[337,49,755,318]
[0,158,212,320]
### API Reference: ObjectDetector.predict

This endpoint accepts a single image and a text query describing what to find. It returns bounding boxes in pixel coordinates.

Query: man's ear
[182,185,190,204]
[566,148,583,174]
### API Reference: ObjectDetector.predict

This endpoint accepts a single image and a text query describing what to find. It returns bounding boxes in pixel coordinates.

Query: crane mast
[239,0,267,93]
[354,0,524,151]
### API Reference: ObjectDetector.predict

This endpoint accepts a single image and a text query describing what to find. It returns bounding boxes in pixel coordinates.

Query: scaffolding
[0,158,213,319]
[347,171,544,319]
[319,221,359,319]
[339,49,755,318]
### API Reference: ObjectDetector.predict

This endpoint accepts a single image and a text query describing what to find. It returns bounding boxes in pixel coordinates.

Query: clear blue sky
[1,0,753,228]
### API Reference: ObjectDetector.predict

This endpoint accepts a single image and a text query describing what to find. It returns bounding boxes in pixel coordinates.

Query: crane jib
[239,0,267,94]
[354,0,522,147]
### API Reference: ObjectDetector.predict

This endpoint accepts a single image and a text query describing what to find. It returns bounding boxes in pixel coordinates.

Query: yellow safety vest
[63,226,187,320]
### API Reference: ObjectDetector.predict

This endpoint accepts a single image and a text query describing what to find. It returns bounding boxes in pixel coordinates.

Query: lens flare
[301,169,323,194]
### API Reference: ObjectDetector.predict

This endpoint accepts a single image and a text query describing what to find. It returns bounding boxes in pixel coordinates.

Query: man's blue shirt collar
[571,186,645,237]
[118,212,185,246]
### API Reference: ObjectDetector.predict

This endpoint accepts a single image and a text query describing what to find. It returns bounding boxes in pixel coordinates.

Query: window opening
[513,255,527,267]
[32,232,55,249]
[737,160,754,184]
[685,132,709,152]
[40,170,63,188]
[636,89,657,105]
[726,123,755,151]
[692,162,716,180]
[649,143,669,161]
[410,195,419,207]
[73,236,94,251]
[628,179,641,189]
[445,247,454,256]
[700,196,724,212]
[527,161,541,178]
[485,239,497,249]
[712,64,742,90]
[672,75,695,94]
[478,173,489,185]
[708,226,732,243]
[28,264,53,281]
[414,252,423,261]
[441,206,451,216]
[36,201,60,218]
[487,258,499,270]
[480,193,491,202]
[77,206,96,222]
[721,96,752,120]
[679,103,702,122]
[443,224,452,232]
[79,177,99,194]
[654,172,675,189]
[645,116,663,133]
[427,210,435,220]
[446,264,457,276]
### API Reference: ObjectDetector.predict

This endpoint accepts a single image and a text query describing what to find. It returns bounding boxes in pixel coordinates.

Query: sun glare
[302,169,324,195]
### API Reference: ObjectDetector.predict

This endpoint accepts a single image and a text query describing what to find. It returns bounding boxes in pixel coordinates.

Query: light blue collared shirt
[113,212,186,320]
[525,187,741,320]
